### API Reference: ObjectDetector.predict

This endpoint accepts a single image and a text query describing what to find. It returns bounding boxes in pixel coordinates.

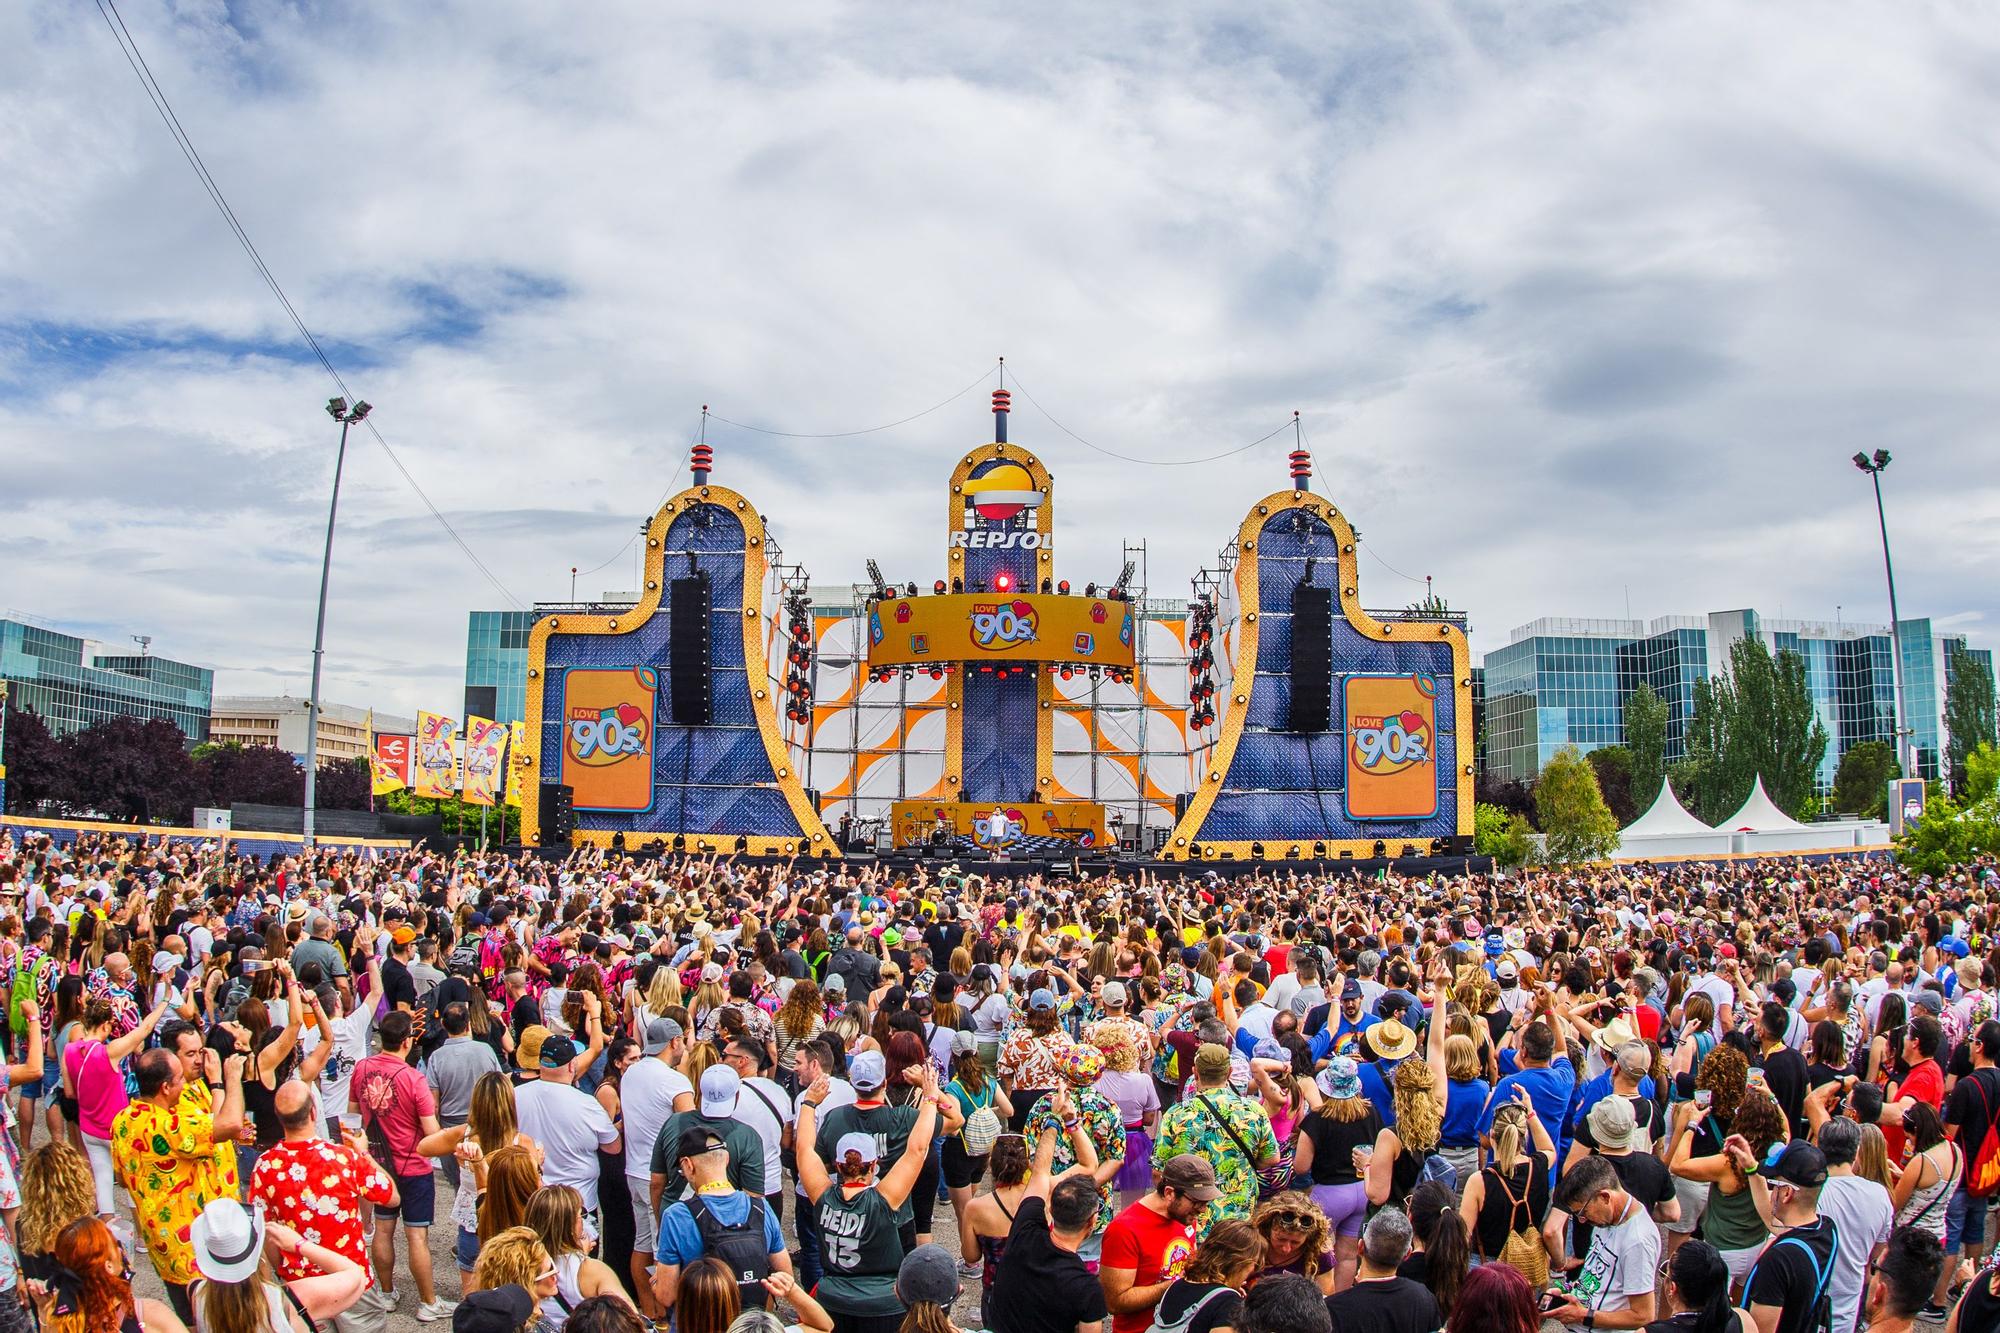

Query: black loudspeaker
[539,782,575,847]
[464,685,497,722]
[669,574,713,725]
[1289,583,1334,733]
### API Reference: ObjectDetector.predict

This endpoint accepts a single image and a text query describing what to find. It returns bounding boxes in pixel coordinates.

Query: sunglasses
[1266,1210,1316,1230]
[536,1267,558,1283]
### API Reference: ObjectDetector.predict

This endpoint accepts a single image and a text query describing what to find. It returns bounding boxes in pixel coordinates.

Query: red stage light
[1058,580,1070,595]
[994,572,1013,592]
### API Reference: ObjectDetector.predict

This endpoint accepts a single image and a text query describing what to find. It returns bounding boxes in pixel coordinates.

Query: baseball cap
[642,1015,684,1056]
[1029,988,1057,1012]
[701,1065,742,1116]
[454,1285,534,1333]
[391,926,417,946]
[849,1050,887,1092]
[150,950,179,975]
[515,1025,550,1071]
[1194,1043,1231,1080]
[1715,941,1738,959]
[1158,1154,1222,1201]
[677,1125,728,1160]
[824,972,847,993]
[835,1132,881,1164]
[1765,1140,1829,1188]
[1910,989,1944,1015]
[1101,980,1129,1009]
[539,1034,579,1069]
[896,1244,962,1308]
[951,1029,978,1056]
[1341,978,1363,1001]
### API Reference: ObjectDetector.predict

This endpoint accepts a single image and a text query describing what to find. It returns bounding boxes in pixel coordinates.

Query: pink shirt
[66,1039,129,1139]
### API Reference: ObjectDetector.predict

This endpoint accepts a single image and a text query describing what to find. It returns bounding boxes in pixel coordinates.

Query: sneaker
[958,1260,983,1279]
[416,1301,458,1323]
[1920,1303,1950,1322]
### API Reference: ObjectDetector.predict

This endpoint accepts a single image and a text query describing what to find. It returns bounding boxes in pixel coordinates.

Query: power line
[91,0,525,608]
[569,429,700,578]
[1004,370,1295,465]
[705,364,995,438]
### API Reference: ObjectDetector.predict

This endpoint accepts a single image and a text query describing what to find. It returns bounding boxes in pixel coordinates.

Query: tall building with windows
[208,697,416,765]
[1482,609,1988,790]
[464,611,540,725]
[0,619,212,740]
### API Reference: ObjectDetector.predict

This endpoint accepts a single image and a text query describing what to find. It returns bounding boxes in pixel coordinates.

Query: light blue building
[1482,610,1990,790]
[0,618,212,740]
[464,610,538,725]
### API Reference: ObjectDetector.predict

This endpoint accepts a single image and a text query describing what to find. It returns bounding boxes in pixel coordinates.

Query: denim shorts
[455,1225,480,1271]
[1947,1184,1989,1252]
[376,1170,437,1228]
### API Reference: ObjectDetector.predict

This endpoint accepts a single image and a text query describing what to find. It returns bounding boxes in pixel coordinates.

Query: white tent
[1622,777,1715,836]
[1720,776,1807,832]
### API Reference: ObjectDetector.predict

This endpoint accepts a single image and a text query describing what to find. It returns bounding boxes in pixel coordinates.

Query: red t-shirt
[1262,945,1292,977]
[1100,1199,1199,1333]
[351,1053,436,1176]
[1899,1059,1945,1110]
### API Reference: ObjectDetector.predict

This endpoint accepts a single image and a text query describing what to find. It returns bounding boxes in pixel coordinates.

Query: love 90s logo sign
[560,667,657,812]
[970,601,1038,649]
[1344,674,1440,820]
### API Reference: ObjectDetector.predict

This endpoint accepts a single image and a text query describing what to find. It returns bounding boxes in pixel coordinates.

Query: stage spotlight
[735,836,749,853]
[1313,841,1326,858]
[1085,582,1097,596]
[907,582,918,596]
[929,668,943,680]
[1058,580,1070,594]
[1060,667,1073,680]
[994,572,1013,592]
[952,578,964,593]
[1250,842,1265,859]
[1041,578,1052,593]
[934,580,947,594]
[1400,844,1417,858]
[1372,840,1387,858]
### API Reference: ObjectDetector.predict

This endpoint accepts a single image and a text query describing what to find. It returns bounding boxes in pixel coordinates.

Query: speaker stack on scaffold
[539,783,576,848]
[1289,583,1334,733]
[669,574,713,725]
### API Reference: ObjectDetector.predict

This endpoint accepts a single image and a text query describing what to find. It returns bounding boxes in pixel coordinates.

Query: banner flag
[462,717,507,807]
[505,720,527,807]
[413,712,460,798]
[371,733,412,796]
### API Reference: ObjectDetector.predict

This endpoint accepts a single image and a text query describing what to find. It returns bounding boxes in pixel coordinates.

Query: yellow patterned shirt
[110,1090,238,1284]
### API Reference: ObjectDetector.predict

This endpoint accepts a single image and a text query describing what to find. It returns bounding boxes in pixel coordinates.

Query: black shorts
[375,1170,437,1228]
[942,1137,987,1189]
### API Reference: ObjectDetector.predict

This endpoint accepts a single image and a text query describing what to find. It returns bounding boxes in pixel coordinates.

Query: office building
[1483,609,1993,789]
[0,619,212,740]
[209,697,416,766]
[465,599,641,726]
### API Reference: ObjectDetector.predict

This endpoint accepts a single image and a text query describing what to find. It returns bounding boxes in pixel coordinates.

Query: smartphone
[1538,1288,1568,1314]
[1694,1089,1713,1110]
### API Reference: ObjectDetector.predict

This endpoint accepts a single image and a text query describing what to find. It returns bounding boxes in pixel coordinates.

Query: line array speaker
[539,782,575,848]
[1289,583,1334,733]
[669,574,713,725]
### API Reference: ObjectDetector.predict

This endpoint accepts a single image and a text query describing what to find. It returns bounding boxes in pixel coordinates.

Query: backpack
[955,1081,1002,1156]
[1487,1161,1548,1287]
[8,952,54,1037]
[687,1195,773,1310]
[1148,1286,1231,1333]
[1745,1223,1837,1333]
[1968,1072,2000,1197]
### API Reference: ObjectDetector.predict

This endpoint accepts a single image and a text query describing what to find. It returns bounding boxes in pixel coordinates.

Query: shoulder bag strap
[1195,1093,1256,1163]
[280,1280,321,1333]
[745,1081,787,1127]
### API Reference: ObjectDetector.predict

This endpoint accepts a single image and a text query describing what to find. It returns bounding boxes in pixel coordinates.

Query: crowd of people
[0,825,1997,1333]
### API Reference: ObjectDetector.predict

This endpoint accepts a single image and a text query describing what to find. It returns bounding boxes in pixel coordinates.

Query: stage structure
[520,391,1471,860]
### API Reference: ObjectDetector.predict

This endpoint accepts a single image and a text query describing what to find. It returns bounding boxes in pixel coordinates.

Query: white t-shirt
[793,1077,856,1197]
[1263,973,1301,1018]
[306,1002,377,1125]
[1689,974,1735,1022]
[1817,1174,1895,1333]
[621,1056,694,1181]
[973,994,1010,1039]
[732,1076,793,1195]
[515,1080,618,1210]
[1575,1197,1660,1314]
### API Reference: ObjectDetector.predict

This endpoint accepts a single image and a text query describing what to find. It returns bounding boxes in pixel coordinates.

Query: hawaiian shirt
[249,1137,395,1280]
[1025,1086,1126,1233]
[85,967,141,1040]
[12,945,50,1041]
[698,997,775,1045]
[1151,1088,1278,1233]
[1150,1001,1200,1084]
[999,1030,1076,1094]
[529,934,575,1000]
[110,1094,236,1283]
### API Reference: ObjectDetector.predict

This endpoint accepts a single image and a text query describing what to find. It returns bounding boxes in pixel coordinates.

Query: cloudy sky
[3,0,1996,720]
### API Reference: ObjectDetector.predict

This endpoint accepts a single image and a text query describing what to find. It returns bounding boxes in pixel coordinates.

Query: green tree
[1896,792,2000,877]
[61,715,198,824]
[382,787,519,845]
[1,705,70,813]
[1474,802,1534,867]
[1405,592,1451,620]
[1830,740,1900,818]
[1681,676,1740,824]
[1969,742,2000,803]
[1586,745,1638,826]
[1946,647,1998,792]
[1679,640,1829,822]
[1667,758,1707,819]
[1624,681,1669,813]
[1535,744,1620,865]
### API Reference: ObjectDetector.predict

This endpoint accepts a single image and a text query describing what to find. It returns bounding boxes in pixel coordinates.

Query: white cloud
[1,0,1994,720]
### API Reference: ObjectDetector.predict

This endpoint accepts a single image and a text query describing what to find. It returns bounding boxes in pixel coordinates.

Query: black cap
[678,1125,728,1160]
[454,1285,533,1333]
[1766,1140,1828,1188]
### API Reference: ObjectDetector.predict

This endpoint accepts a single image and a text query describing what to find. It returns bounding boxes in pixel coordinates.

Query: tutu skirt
[1115,1127,1155,1193]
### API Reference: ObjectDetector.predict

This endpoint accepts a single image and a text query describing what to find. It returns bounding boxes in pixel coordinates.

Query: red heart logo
[1398,710,1425,734]
[1012,601,1034,617]
[614,703,645,727]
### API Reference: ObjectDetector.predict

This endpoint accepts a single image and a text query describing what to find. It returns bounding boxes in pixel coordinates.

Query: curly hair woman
[1251,1194,1333,1295]
[1359,1058,1443,1214]
[18,1142,97,1288]
[1669,1071,1780,1289]
[1663,1042,1749,1257]
[774,980,826,1090]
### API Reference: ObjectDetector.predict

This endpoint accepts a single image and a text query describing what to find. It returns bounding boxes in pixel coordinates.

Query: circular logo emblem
[964,461,1040,521]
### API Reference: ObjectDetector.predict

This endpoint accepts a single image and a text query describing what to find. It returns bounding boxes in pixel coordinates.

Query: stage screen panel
[558,666,658,812]
[866,594,1136,668]
[1343,673,1441,821]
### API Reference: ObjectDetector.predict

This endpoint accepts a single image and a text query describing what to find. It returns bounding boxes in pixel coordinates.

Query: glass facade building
[465,611,537,725]
[1481,609,1988,790]
[0,619,212,740]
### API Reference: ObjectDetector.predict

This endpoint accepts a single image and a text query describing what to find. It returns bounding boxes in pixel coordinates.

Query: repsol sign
[949,530,1047,550]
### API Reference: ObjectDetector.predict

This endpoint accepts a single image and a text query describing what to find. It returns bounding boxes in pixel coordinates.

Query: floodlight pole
[304,397,370,848]
[1856,452,1913,778]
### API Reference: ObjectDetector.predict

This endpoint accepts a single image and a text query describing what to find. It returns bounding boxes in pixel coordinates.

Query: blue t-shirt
[1567,1071,1658,1134]
[1311,1013,1379,1063]
[1357,1059,1402,1127]
[656,1189,787,1267]
[1440,1077,1491,1147]
[1478,1063,1578,1156]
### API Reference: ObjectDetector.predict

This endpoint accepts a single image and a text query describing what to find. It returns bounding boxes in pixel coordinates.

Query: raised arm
[107,1001,171,1064]
[794,1077,834,1203]
[877,1066,944,1211]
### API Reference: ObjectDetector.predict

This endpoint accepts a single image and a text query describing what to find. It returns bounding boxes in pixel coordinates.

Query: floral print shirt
[110,1091,237,1283]
[1151,1088,1278,1233]
[999,1030,1075,1094]
[1025,1086,1127,1233]
[250,1137,396,1280]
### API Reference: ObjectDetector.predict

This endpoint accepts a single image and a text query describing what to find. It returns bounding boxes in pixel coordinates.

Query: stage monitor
[865,593,1136,669]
